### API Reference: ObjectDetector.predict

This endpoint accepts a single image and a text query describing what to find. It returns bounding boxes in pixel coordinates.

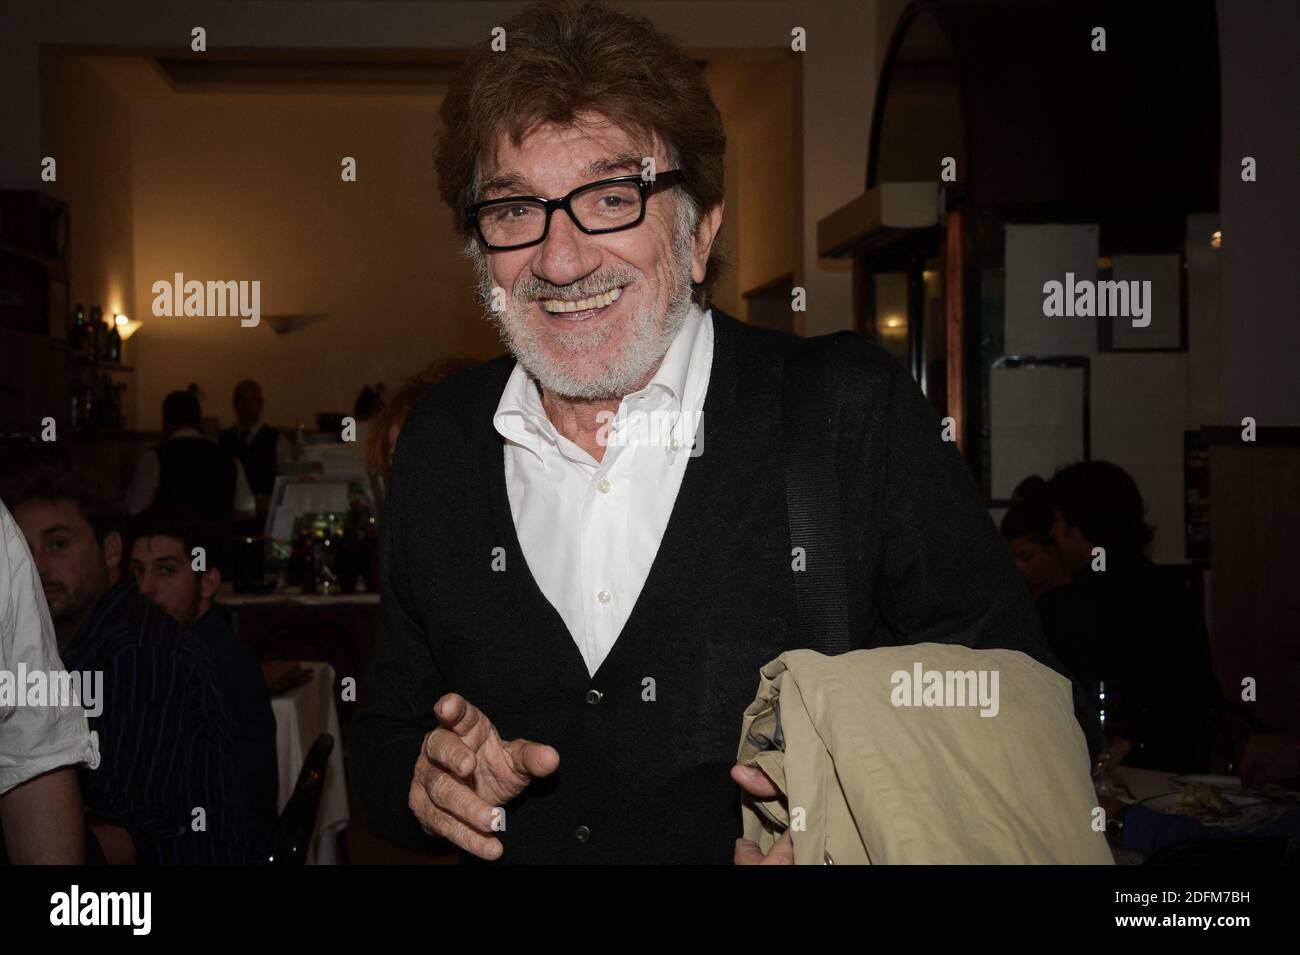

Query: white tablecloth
[270,661,350,864]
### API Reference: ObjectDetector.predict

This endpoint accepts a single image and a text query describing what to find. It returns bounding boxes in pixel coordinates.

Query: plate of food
[1140,784,1273,829]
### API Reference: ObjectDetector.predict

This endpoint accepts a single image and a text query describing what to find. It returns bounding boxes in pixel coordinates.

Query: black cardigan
[349,309,1074,864]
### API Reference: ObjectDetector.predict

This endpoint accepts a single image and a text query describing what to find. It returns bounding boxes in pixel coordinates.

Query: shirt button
[596,590,611,605]
[596,478,611,494]
[669,437,680,451]
[586,689,603,705]
[574,825,591,843]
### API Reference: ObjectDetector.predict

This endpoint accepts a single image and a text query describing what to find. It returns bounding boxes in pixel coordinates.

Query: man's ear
[102,531,123,573]
[199,567,222,602]
[690,201,725,286]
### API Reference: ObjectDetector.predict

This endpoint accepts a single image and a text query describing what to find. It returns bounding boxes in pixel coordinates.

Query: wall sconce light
[112,309,143,340]
[1210,230,1222,249]
[883,316,904,330]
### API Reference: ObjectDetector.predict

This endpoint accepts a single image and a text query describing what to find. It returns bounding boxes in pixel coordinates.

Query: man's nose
[136,573,156,596]
[532,209,600,289]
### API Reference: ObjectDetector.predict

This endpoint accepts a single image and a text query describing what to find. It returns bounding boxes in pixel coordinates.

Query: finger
[424,728,476,777]
[761,830,795,865]
[434,694,485,738]
[409,782,501,859]
[424,802,503,860]
[424,766,501,833]
[731,763,782,799]
[504,739,560,779]
[734,838,766,865]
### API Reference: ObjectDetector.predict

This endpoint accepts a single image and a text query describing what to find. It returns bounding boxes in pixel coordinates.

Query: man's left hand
[731,763,794,865]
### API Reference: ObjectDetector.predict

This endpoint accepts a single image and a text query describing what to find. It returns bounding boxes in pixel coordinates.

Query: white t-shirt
[0,500,100,795]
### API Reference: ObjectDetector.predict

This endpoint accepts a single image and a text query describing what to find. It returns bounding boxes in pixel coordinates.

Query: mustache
[512,268,640,303]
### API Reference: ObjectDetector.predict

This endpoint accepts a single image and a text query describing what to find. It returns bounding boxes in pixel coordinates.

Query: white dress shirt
[0,501,100,795]
[493,305,715,676]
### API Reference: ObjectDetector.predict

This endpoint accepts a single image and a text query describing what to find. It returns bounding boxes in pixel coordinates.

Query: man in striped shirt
[7,467,246,864]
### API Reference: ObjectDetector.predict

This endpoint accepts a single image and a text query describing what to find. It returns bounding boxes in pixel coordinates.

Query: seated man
[6,467,246,864]
[1039,460,1221,771]
[0,500,100,864]
[126,508,279,863]
[1000,476,1071,600]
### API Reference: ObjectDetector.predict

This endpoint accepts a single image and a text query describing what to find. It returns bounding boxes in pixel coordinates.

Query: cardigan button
[586,689,603,705]
[574,825,591,843]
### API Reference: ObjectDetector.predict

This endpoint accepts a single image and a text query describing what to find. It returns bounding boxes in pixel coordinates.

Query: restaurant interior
[1,0,1297,868]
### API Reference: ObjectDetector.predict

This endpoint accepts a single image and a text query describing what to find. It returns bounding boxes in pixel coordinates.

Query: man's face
[233,382,263,426]
[129,535,210,627]
[13,499,116,634]
[471,114,714,399]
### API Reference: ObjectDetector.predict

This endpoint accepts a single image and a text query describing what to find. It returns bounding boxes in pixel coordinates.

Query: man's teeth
[541,287,623,314]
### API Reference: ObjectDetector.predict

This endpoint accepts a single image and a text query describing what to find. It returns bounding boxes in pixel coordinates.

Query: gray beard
[471,227,697,401]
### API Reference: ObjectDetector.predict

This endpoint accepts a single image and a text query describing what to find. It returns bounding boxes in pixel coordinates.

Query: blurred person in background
[999,475,1071,599]
[125,389,255,535]
[126,507,278,861]
[1038,460,1221,771]
[219,379,292,523]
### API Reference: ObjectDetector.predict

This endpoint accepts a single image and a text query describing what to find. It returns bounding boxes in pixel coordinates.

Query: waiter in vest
[350,0,1074,865]
[219,379,291,526]
[125,389,254,545]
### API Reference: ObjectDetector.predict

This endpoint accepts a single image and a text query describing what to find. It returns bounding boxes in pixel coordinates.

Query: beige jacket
[737,644,1114,864]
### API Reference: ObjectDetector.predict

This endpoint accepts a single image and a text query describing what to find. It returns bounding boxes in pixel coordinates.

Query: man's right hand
[409,693,559,860]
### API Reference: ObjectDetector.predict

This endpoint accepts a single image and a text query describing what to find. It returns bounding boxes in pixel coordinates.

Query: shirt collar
[631,300,702,410]
[493,302,707,459]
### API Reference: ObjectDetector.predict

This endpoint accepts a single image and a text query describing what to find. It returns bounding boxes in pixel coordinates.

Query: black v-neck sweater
[350,309,1067,864]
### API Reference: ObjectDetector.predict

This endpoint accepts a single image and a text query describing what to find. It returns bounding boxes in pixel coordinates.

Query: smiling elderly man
[349,0,1074,865]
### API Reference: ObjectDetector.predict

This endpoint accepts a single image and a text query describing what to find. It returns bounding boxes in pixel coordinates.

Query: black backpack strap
[781,336,851,656]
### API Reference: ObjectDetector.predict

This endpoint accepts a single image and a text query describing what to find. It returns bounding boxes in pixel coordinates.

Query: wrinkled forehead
[478,113,672,197]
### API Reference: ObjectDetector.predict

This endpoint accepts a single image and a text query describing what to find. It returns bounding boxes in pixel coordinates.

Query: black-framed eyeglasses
[465,170,686,251]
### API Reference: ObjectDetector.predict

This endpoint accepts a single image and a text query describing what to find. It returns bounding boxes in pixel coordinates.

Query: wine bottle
[69,303,86,352]
[107,322,122,364]
[88,306,103,359]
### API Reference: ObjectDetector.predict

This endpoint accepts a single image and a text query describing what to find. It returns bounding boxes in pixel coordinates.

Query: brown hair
[367,358,483,474]
[3,465,125,546]
[435,0,727,305]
